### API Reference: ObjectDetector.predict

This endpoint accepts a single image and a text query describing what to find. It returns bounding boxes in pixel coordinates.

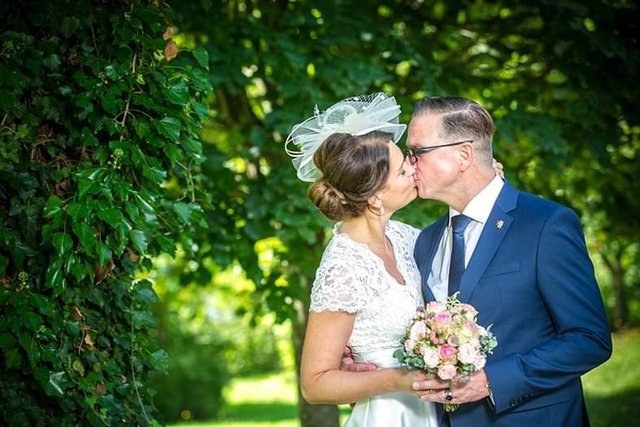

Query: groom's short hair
[412,96,495,167]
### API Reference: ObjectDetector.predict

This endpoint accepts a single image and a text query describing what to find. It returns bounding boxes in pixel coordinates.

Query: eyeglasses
[406,139,473,163]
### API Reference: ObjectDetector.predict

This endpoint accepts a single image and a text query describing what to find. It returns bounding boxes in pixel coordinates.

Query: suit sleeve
[485,206,612,413]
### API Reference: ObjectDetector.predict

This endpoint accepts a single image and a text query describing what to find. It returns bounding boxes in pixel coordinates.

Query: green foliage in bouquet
[0,0,211,425]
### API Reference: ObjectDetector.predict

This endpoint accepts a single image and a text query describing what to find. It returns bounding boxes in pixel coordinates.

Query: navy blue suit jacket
[414,181,612,427]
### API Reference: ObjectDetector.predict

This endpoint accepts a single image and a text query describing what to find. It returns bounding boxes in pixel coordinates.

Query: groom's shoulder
[518,190,559,208]
[512,186,575,218]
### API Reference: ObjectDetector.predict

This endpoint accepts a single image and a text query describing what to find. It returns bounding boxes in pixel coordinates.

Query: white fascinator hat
[284,92,406,182]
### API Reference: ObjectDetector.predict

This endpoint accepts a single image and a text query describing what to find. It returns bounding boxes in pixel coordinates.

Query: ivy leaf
[181,137,203,155]
[22,311,42,331]
[30,294,55,317]
[5,349,22,369]
[150,349,169,373]
[77,177,102,199]
[156,117,180,142]
[72,222,95,252]
[18,333,39,366]
[192,100,209,120]
[131,310,155,329]
[46,259,66,296]
[132,117,150,138]
[47,371,67,396]
[134,280,158,305]
[97,207,124,228]
[165,79,189,106]
[96,241,112,266]
[43,54,61,70]
[52,233,73,256]
[173,202,192,224]
[125,201,141,224]
[66,202,90,221]
[43,196,63,218]
[130,230,148,255]
[192,47,209,70]
[190,68,212,91]
[104,64,118,80]
[142,166,167,183]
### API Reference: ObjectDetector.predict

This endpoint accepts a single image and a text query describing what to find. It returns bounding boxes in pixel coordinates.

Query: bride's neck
[340,215,387,247]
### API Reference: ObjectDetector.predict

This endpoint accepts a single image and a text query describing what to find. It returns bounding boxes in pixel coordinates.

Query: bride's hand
[340,346,378,372]
[398,369,449,396]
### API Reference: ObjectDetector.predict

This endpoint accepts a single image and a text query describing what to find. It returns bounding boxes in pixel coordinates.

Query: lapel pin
[496,220,504,229]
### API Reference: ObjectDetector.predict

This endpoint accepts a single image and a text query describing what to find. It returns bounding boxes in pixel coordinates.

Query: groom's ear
[457,143,474,171]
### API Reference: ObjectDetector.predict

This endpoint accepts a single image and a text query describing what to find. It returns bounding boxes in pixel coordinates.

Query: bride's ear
[367,194,385,216]
[368,194,382,207]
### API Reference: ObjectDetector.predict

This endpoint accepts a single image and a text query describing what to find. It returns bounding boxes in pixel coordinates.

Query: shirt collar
[449,175,504,225]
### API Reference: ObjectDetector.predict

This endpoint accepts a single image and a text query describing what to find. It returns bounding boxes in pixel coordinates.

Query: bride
[285,93,445,426]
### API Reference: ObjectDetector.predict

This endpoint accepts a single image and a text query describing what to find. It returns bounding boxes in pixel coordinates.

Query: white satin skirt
[344,349,438,427]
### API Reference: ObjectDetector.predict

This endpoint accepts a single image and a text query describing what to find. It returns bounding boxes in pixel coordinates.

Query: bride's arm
[300,310,427,405]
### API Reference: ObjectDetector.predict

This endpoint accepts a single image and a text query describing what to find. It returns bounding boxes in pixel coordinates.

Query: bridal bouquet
[393,293,498,412]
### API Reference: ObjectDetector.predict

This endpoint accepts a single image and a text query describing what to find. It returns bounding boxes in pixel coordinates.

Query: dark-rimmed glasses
[406,139,473,163]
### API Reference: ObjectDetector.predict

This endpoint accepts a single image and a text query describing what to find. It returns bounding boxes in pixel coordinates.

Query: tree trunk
[292,279,340,427]
[601,249,629,330]
[610,261,629,330]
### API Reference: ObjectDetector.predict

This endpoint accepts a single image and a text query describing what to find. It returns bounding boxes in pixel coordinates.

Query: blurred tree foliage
[167,1,638,426]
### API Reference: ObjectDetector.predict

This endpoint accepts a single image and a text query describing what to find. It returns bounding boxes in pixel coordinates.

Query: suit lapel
[458,182,519,302]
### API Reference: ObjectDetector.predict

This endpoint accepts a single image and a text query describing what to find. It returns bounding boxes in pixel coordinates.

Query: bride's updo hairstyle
[309,130,393,221]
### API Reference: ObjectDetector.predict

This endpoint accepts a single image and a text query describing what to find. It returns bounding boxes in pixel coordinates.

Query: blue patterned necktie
[448,214,473,296]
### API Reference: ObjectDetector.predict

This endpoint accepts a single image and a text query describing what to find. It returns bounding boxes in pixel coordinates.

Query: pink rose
[434,312,451,324]
[429,330,444,345]
[438,364,457,380]
[439,344,457,361]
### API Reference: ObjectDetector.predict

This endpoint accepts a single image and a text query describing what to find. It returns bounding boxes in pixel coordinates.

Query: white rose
[410,320,427,341]
[422,347,440,369]
[457,343,479,365]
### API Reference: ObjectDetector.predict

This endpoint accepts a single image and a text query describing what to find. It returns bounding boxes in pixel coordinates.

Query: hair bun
[309,180,350,221]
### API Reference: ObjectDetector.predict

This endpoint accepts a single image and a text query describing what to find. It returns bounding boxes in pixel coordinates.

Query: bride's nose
[406,161,417,176]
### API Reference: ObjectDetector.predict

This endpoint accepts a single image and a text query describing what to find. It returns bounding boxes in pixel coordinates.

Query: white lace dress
[310,220,438,427]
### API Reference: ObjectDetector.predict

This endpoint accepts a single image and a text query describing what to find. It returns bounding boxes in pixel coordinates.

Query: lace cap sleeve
[309,261,366,314]
[389,220,421,248]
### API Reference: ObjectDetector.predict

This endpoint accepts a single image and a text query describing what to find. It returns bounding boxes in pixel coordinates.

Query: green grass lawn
[172,329,640,427]
[583,328,640,427]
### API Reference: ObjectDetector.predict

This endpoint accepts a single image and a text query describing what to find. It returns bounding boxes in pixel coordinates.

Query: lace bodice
[309,220,423,361]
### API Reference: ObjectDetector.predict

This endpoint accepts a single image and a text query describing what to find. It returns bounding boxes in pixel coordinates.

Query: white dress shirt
[427,175,505,302]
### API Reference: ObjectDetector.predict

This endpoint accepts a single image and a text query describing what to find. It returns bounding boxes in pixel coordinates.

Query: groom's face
[406,114,461,202]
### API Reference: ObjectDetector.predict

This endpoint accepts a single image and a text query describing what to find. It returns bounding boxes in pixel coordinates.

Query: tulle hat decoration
[284,92,407,182]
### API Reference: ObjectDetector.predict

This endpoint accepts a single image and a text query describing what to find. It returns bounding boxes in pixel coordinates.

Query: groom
[408,96,612,426]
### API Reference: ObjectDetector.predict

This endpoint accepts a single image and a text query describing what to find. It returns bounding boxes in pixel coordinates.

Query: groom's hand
[340,346,378,372]
[416,370,490,404]
[448,369,491,404]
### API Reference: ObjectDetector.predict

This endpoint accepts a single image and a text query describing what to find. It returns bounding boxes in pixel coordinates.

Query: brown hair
[308,130,393,221]
[412,96,495,167]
